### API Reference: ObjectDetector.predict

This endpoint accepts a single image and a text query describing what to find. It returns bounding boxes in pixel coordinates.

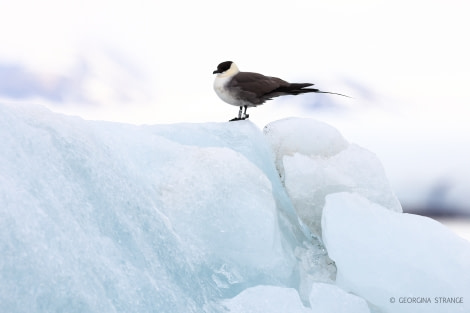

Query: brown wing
[228,72,290,105]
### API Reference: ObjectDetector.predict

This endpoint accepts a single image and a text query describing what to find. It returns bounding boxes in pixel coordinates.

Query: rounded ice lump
[264,118,401,237]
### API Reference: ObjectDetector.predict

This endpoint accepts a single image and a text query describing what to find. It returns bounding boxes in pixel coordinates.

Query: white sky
[1,0,469,210]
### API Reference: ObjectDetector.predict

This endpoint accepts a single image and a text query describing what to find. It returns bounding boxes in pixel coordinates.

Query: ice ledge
[322,192,470,313]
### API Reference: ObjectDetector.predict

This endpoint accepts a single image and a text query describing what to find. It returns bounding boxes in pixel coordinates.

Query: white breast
[213,76,241,107]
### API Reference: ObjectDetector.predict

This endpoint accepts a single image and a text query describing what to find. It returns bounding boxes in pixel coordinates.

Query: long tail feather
[276,83,350,98]
[304,89,351,98]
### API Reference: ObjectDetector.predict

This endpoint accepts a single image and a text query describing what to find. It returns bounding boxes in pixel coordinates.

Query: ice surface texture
[1,103,469,313]
[0,103,297,312]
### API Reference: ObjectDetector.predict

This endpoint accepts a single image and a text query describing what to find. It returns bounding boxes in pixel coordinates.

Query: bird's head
[213,61,239,77]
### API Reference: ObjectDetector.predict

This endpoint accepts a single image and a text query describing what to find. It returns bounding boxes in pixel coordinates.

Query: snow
[1,102,469,313]
[322,192,470,313]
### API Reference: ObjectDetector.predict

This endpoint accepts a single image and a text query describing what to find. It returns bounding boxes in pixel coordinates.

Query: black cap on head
[213,61,233,74]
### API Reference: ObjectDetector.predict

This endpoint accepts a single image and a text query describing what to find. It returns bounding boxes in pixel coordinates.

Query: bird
[213,61,349,121]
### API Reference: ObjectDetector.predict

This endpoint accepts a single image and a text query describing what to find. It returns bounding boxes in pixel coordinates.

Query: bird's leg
[229,106,244,121]
[229,106,250,122]
[243,105,249,119]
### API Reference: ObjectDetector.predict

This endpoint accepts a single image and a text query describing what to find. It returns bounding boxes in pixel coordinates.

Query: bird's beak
[213,70,219,74]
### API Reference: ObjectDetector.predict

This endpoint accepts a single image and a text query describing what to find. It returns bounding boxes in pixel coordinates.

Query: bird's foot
[229,117,247,122]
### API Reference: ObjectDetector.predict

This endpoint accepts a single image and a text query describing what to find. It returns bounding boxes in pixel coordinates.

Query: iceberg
[1,102,469,313]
